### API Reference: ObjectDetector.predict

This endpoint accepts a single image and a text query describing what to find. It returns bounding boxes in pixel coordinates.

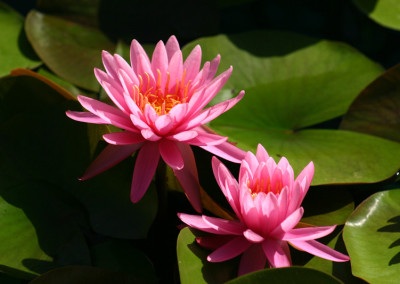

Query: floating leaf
[177,228,238,284]
[25,10,114,91]
[0,2,41,77]
[343,188,400,283]
[226,267,342,284]
[182,32,400,185]
[301,188,354,226]
[353,0,400,31]
[340,63,400,143]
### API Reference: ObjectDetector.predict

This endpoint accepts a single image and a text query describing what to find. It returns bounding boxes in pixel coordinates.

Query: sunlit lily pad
[182,32,400,185]
[343,188,400,283]
[340,63,400,143]
[25,10,114,91]
[0,3,41,77]
[353,0,400,31]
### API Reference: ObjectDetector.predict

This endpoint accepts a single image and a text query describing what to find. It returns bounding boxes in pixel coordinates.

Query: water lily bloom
[178,144,350,276]
[66,36,245,212]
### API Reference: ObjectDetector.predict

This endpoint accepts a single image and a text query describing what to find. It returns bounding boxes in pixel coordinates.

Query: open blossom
[66,36,245,212]
[178,144,349,276]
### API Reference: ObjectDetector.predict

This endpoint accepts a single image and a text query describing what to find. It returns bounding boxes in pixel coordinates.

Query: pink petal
[188,131,228,146]
[173,143,202,212]
[207,236,251,262]
[130,114,150,130]
[151,40,168,81]
[167,103,189,125]
[66,111,107,124]
[166,50,183,92]
[206,54,221,83]
[243,229,264,243]
[131,142,160,202]
[243,151,259,173]
[101,81,130,114]
[167,131,198,142]
[183,45,202,82]
[295,161,314,196]
[289,239,350,262]
[159,139,184,170]
[199,91,245,125]
[187,67,233,115]
[262,239,291,268]
[238,244,267,276]
[101,50,118,79]
[196,235,235,250]
[141,129,161,141]
[114,54,137,83]
[165,35,180,61]
[271,207,304,237]
[154,114,174,135]
[191,61,210,91]
[201,140,246,163]
[80,144,143,180]
[202,215,245,235]
[282,225,337,241]
[256,144,270,163]
[178,213,230,235]
[212,157,241,218]
[260,192,279,235]
[103,132,145,145]
[77,95,136,132]
[130,39,151,74]
[137,53,155,88]
[144,104,158,125]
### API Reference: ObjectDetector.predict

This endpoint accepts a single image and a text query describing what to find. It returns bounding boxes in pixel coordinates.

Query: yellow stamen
[132,70,191,115]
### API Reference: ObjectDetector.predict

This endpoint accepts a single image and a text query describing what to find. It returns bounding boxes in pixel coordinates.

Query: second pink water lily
[178,144,349,276]
[67,36,245,212]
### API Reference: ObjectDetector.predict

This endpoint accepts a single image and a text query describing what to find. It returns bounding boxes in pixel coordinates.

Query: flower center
[132,69,192,115]
[247,178,283,198]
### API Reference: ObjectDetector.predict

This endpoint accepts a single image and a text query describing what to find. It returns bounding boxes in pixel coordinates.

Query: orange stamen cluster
[248,178,283,198]
[132,69,192,115]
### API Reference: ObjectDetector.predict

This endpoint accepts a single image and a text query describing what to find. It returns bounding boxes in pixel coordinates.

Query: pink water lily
[66,36,245,212]
[178,144,349,276]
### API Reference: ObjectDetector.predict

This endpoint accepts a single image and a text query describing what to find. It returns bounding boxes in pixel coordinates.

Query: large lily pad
[226,267,342,284]
[25,10,114,91]
[0,74,157,239]
[353,0,400,31]
[343,188,400,283]
[182,32,400,185]
[0,165,90,279]
[0,2,41,77]
[177,227,238,283]
[340,63,400,143]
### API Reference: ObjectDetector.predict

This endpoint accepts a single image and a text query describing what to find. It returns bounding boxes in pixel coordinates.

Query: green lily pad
[303,228,363,284]
[36,67,83,98]
[0,2,41,77]
[343,188,400,283]
[30,266,148,284]
[177,227,238,283]
[0,168,90,279]
[353,0,400,31]
[182,32,400,185]
[301,188,354,226]
[226,267,342,284]
[36,0,100,27]
[25,10,114,91]
[340,63,400,143]
[0,75,157,239]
